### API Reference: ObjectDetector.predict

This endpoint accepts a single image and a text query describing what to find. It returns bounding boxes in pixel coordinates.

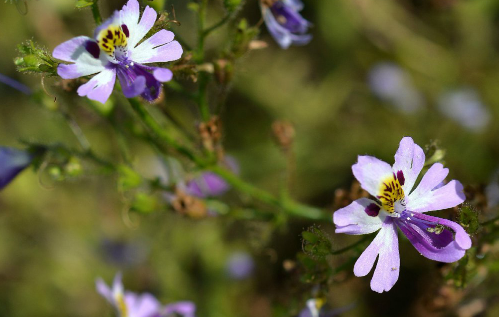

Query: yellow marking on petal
[377,174,405,213]
[97,25,128,57]
[115,293,129,317]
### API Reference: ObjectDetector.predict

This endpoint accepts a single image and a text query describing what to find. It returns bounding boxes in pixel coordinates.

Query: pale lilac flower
[298,299,354,317]
[53,0,182,104]
[96,273,196,317]
[368,62,424,113]
[0,147,32,189]
[185,156,239,198]
[437,88,490,132]
[260,0,312,49]
[333,137,471,293]
[226,251,254,280]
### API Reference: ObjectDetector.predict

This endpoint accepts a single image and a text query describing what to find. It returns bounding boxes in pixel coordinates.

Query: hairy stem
[91,0,102,25]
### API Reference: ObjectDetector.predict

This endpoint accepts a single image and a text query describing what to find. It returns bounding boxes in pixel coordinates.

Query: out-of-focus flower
[486,170,499,209]
[0,73,32,95]
[260,0,312,49]
[52,0,182,104]
[437,88,490,132]
[333,137,471,293]
[96,273,196,317]
[0,147,33,190]
[368,62,424,113]
[226,251,254,280]
[298,299,355,317]
[100,238,148,267]
[185,157,239,198]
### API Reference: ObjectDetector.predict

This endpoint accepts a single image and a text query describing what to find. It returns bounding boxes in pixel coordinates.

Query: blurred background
[1,0,499,316]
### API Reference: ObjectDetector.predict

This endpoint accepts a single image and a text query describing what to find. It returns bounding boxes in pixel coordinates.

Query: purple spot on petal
[365,203,380,217]
[121,24,129,38]
[397,170,405,186]
[84,41,100,59]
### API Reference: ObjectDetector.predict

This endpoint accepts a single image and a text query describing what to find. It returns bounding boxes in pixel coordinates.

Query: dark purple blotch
[365,203,380,217]
[84,41,100,59]
[121,24,130,37]
[396,170,405,186]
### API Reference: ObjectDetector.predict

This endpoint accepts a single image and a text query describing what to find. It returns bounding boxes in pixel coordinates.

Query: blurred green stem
[128,98,205,165]
[91,0,102,25]
[209,165,329,221]
[330,235,370,255]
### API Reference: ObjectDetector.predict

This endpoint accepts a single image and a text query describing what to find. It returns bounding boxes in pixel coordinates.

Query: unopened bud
[172,189,207,218]
[272,120,295,151]
[214,59,234,85]
[199,116,222,152]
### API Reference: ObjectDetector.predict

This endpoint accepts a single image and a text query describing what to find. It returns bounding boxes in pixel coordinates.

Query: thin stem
[330,235,371,255]
[203,14,232,37]
[91,0,102,25]
[209,165,328,221]
[128,98,205,166]
[481,215,499,226]
[60,110,91,152]
[197,73,211,121]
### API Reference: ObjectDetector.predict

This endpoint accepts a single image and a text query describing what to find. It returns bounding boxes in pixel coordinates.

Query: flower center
[377,172,405,214]
[97,24,129,61]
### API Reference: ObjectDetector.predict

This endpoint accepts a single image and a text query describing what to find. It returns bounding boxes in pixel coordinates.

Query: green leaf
[118,165,143,191]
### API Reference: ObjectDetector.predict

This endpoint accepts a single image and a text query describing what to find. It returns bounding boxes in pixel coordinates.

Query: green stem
[330,235,371,255]
[209,165,328,221]
[481,215,499,226]
[91,0,102,25]
[128,98,205,166]
[203,14,232,37]
[197,73,211,121]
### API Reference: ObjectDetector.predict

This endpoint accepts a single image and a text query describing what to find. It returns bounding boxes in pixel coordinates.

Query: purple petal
[96,278,113,304]
[353,219,399,294]
[352,155,393,197]
[186,172,230,198]
[77,68,116,104]
[133,40,183,64]
[131,29,177,63]
[153,68,173,82]
[163,301,196,317]
[263,4,311,49]
[407,163,465,213]
[0,147,32,189]
[369,222,399,293]
[333,198,382,235]
[391,137,425,193]
[396,211,471,262]
[53,36,107,78]
[125,292,162,317]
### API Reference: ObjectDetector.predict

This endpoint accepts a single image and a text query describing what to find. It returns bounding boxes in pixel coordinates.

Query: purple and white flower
[333,137,471,293]
[260,0,312,49]
[53,0,182,104]
[96,273,196,317]
[0,147,32,190]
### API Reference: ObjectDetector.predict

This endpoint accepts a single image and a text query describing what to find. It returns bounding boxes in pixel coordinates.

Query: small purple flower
[0,147,32,190]
[185,156,239,198]
[260,0,312,49]
[96,273,196,317]
[333,137,471,293]
[368,62,424,113]
[437,88,490,132]
[53,0,182,104]
[226,252,254,280]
